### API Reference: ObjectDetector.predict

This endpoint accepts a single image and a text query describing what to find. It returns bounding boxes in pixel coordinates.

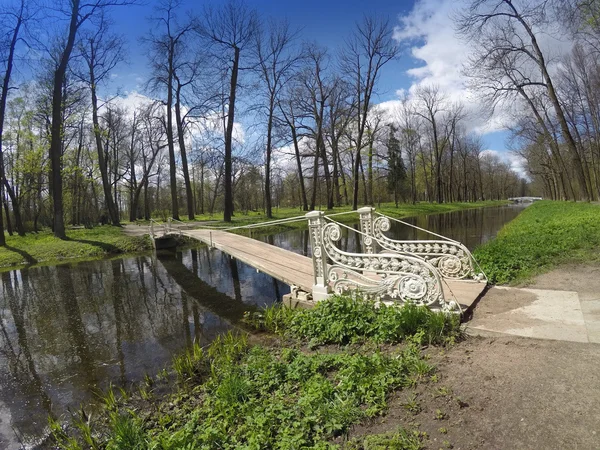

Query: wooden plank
[184,230,314,291]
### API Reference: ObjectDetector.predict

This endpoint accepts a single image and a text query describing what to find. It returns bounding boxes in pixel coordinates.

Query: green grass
[50,295,458,449]
[135,201,510,235]
[244,295,462,346]
[0,226,152,270]
[474,201,600,284]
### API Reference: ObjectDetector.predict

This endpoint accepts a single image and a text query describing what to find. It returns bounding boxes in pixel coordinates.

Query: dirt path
[348,265,600,449]
[417,336,599,449]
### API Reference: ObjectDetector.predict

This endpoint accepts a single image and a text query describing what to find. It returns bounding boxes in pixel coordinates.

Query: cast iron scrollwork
[371,216,486,282]
[322,222,459,312]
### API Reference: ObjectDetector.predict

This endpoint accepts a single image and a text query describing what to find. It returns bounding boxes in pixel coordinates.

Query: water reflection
[0,204,524,449]
[262,204,527,256]
[0,249,287,449]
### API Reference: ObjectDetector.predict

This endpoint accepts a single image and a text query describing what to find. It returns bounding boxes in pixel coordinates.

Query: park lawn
[474,200,600,284]
[0,226,152,269]
[148,200,511,234]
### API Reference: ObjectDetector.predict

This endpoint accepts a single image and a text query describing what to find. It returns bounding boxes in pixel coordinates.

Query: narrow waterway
[0,204,525,449]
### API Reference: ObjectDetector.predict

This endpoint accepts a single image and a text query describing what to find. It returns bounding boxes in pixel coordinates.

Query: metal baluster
[306,210,330,301]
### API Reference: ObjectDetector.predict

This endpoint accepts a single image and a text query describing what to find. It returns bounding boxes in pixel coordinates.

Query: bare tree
[254,19,299,218]
[46,0,135,238]
[197,0,259,222]
[341,15,398,210]
[0,0,28,241]
[457,0,590,200]
[145,0,196,221]
[78,13,123,225]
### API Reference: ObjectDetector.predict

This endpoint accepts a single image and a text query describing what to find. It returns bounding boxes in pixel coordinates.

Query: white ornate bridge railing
[357,207,486,282]
[306,210,460,313]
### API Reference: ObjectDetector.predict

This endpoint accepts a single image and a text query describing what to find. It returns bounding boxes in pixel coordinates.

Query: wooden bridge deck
[177,229,486,310]
[184,230,315,292]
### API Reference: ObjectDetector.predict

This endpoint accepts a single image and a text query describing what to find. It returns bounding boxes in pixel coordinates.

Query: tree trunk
[49,0,81,239]
[223,46,240,222]
[290,126,308,211]
[90,66,120,226]
[167,41,179,220]
[264,97,274,218]
[174,80,194,220]
[0,2,24,244]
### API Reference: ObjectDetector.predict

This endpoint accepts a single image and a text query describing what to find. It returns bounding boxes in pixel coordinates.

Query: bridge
[508,196,543,203]
[150,207,488,314]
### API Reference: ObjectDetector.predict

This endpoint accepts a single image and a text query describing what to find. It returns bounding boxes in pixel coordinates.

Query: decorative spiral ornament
[375,217,391,232]
[313,247,322,258]
[399,275,427,300]
[438,255,462,277]
[364,236,372,246]
[324,223,342,242]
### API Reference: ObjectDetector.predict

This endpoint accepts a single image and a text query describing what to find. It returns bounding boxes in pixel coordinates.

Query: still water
[0,204,525,449]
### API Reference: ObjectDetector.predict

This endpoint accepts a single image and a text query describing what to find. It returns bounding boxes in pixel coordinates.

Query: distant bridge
[508,196,543,203]
[150,207,488,313]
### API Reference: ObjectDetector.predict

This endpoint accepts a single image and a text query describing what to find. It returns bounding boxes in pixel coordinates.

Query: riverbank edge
[473,200,600,284]
[0,228,154,273]
[0,201,510,272]
[48,296,462,449]
[183,200,512,238]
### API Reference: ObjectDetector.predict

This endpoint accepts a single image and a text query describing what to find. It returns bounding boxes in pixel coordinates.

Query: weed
[435,386,452,397]
[402,394,421,414]
[439,427,448,434]
[106,412,148,450]
[435,409,447,420]
[172,342,206,381]
[245,295,462,346]
[347,428,424,449]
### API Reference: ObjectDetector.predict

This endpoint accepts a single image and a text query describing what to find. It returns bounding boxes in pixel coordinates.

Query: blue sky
[107,0,511,157]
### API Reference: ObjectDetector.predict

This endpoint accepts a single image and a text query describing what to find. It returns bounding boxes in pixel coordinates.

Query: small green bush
[245,294,461,346]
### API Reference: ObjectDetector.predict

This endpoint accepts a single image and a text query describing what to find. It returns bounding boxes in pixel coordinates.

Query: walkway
[467,264,600,344]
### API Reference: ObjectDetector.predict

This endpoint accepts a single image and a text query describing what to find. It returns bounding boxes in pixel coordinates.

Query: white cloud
[392,0,575,138]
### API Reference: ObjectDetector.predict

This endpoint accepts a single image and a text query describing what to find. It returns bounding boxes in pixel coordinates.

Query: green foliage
[346,428,424,450]
[51,296,462,449]
[0,226,152,269]
[106,412,148,450]
[172,342,206,382]
[246,295,462,346]
[474,201,600,283]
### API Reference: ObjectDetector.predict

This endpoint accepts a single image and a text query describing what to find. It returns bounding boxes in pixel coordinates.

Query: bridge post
[357,206,376,254]
[306,210,330,301]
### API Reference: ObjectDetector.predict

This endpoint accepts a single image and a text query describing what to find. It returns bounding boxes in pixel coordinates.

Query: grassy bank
[0,226,152,270]
[50,295,461,449]
[166,200,511,236]
[0,200,508,271]
[474,201,600,284]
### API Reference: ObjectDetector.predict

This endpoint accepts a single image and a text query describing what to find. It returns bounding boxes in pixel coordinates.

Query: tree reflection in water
[0,247,287,447]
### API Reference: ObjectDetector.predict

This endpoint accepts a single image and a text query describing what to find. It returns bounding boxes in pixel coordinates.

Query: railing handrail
[375,212,459,243]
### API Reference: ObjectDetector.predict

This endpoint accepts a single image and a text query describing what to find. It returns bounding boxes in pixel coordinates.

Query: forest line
[0,0,597,241]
